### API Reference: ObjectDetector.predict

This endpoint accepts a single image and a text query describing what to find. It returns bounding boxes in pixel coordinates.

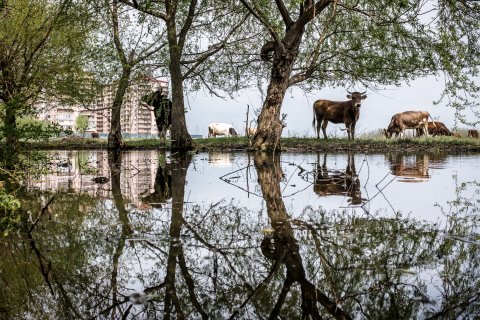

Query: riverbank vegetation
[19,135,480,153]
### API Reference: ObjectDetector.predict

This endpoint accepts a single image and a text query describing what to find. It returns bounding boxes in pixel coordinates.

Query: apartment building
[37,77,168,136]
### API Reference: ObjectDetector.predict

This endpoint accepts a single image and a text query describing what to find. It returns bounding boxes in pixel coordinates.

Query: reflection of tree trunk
[254,153,351,320]
[163,152,207,319]
[108,151,132,319]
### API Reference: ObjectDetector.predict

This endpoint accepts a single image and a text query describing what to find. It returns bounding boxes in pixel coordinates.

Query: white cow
[208,123,238,137]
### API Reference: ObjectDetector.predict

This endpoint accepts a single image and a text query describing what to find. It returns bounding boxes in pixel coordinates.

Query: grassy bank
[19,135,480,153]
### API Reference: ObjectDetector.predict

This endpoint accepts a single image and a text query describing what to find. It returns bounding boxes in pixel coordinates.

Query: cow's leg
[322,120,329,139]
[316,114,323,139]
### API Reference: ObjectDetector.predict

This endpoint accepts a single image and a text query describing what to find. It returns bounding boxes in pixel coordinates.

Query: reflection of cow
[208,123,238,137]
[468,129,479,138]
[142,158,172,208]
[313,153,363,205]
[384,111,435,139]
[208,152,233,167]
[141,90,172,145]
[91,132,100,139]
[312,91,367,140]
[387,153,446,183]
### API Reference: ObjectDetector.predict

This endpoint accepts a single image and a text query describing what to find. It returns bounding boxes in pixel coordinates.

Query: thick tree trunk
[166,14,193,151]
[252,36,303,151]
[169,72,193,151]
[108,67,131,151]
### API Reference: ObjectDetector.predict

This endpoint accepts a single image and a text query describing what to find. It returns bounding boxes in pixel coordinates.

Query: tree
[0,0,96,150]
[239,0,480,150]
[101,0,167,150]
[118,0,248,151]
[75,115,89,136]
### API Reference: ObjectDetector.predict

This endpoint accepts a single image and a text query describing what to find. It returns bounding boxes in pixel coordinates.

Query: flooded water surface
[1,150,479,319]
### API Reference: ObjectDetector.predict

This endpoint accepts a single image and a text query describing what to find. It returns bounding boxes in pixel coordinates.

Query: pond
[1,150,479,319]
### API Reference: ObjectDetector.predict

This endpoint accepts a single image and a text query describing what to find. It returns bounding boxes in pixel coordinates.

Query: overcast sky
[184,75,466,138]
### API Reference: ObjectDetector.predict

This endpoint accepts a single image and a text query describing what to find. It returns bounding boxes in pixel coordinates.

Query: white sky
[184,75,466,138]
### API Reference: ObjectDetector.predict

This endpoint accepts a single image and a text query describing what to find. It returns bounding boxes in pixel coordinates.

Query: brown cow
[312,91,367,140]
[467,129,479,138]
[313,153,363,205]
[416,121,451,137]
[452,132,463,138]
[384,111,435,139]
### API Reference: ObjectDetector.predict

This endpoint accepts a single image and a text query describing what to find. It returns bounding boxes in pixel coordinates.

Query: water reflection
[313,153,363,205]
[1,150,479,319]
[387,152,447,183]
[254,153,351,319]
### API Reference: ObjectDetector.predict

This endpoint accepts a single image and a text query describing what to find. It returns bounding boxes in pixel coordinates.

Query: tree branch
[178,0,197,51]
[275,0,293,27]
[118,0,167,20]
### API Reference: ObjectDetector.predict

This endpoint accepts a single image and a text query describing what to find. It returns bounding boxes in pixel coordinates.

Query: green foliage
[75,115,89,136]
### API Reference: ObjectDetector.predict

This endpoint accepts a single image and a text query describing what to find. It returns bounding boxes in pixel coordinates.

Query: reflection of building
[28,150,160,207]
[36,78,168,135]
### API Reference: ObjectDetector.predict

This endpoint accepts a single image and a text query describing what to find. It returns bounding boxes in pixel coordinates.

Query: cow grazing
[141,90,172,145]
[384,111,435,139]
[312,91,367,140]
[452,132,463,138]
[467,129,479,138]
[416,121,451,137]
[91,132,100,139]
[208,123,238,138]
[247,127,257,137]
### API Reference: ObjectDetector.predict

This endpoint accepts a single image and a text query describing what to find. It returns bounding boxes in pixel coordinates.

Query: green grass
[15,135,480,153]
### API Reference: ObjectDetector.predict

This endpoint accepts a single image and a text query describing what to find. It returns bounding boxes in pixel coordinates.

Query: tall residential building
[37,77,168,136]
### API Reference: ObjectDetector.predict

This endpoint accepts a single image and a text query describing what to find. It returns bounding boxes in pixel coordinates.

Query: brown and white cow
[416,121,451,137]
[312,91,367,140]
[208,123,238,138]
[383,111,435,139]
[467,129,479,138]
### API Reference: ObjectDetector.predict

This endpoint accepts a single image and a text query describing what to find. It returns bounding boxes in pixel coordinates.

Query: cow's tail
[312,106,317,131]
[428,113,436,127]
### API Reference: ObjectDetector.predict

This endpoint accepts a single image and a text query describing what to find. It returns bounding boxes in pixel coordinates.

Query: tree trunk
[252,37,303,151]
[108,67,131,151]
[166,14,193,151]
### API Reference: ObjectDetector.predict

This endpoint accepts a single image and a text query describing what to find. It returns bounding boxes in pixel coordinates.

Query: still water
[1,150,479,319]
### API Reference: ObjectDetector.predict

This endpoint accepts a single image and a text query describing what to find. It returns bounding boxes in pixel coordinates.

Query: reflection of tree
[1,152,480,319]
[313,153,363,205]
[254,152,351,319]
[107,151,133,318]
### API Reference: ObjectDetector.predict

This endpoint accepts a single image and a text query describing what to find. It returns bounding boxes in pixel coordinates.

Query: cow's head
[347,90,367,108]
[229,128,238,137]
[383,128,392,139]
